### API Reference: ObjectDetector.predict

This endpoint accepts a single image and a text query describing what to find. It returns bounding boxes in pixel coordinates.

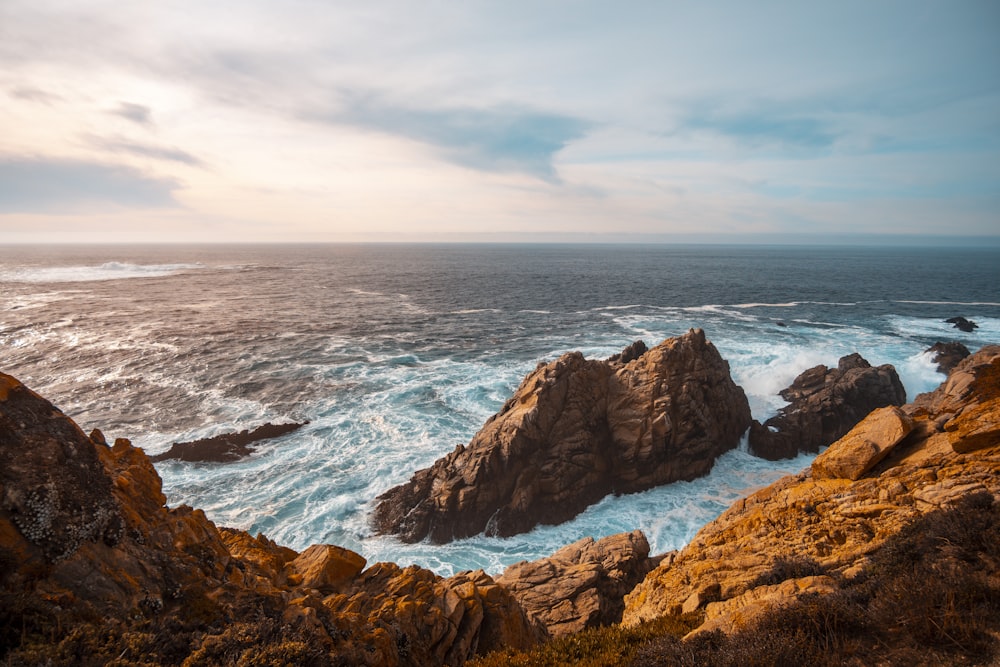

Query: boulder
[926,341,970,374]
[748,353,906,460]
[811,406,914,480]
[373,329,751,543]
[287,544,367,593]
[496,530,657,636]
[149,421,308,463]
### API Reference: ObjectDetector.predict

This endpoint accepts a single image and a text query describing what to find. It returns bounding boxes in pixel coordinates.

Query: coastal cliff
[374,329,751,543]
[2,341,999,666]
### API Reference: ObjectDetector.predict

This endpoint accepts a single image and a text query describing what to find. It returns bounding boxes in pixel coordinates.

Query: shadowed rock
[748,353,906,460]
[373,329,751,543]
[926,341,971,374]
[150,421,308,463]
[945,316,978,333]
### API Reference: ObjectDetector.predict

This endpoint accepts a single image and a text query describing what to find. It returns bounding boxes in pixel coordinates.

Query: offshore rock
[149,421,308,463]
[748,353,906,460]
[946,316,979,333]
[926,341,971,374]
[373,329,751,543]
[623,345,1000,636]
[0,371,541,666]
[496,530,658,636]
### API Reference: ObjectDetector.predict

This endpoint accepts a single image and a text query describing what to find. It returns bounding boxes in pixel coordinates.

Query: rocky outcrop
[373,329,751,543]
[149,421,308,463]
[623,345,1000,637]
[946,316,979,333]
[0,371,540,666]
[496,530,659,636]
[926,341,970,374]
[747,353,906,460]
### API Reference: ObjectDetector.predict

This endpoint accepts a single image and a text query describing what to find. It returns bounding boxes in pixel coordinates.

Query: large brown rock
[748,353,906,460]
[623,346,1000,633]
[287,543,367,593]
[496,529,657,636]
[811,406,914,480]
[373,329,751,543]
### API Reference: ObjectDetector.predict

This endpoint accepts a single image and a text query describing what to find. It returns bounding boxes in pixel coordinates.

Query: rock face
[149,421,308,463]
[623,345,1000,637]
[926,341,971,374]
[810,406,914,480]
[747,353,906,460]
[496,530,658,636]
[0,371,541,666]
[373,329,751,543]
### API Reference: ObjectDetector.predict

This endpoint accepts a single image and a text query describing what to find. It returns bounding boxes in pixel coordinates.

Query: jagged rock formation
[149,421,308,463]
[0,372,541,666]
[373,329,751,543]
[747,353,906,460]
[926,340,970,374]
[623,345,1000,638]
[496,530,659,636]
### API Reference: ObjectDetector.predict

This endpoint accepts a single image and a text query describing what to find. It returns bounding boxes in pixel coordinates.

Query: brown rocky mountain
[373,329,751,543]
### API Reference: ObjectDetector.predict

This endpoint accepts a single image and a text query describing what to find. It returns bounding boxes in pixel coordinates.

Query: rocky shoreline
[2,333,998,666]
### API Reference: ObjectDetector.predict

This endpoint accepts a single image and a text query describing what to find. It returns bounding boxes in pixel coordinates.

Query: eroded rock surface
[496,530,658,636]
[623,346,1000,637]
[373,329,751,543]
[748,353,905,460]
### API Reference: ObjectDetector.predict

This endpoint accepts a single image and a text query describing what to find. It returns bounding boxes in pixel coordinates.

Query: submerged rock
[149,421,308,463]
[748,353,906,460]
[373,329,751,543]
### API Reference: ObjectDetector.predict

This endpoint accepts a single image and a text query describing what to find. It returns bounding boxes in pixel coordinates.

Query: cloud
[683,111,837,151]
[9,86,62,105]
[89,137,205,166]
[0,157,180,213]
[110,101,153,126]
[318,97,590,181]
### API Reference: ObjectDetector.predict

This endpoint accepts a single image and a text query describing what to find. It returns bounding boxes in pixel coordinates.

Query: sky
[0,1,998,244]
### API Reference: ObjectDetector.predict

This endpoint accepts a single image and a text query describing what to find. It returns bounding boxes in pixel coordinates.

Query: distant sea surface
[2,243,998,575]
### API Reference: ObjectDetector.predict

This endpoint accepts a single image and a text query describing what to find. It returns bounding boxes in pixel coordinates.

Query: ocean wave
[895,300,1000,307]
[3,262,204,283]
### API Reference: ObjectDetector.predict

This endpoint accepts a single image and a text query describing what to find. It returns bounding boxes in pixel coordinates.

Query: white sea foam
[3,262,204,283]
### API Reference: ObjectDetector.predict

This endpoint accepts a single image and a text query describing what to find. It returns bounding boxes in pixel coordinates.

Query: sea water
[1,243,998,576]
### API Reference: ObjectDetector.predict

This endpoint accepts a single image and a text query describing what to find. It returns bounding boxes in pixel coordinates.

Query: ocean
[1,243,998,576]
